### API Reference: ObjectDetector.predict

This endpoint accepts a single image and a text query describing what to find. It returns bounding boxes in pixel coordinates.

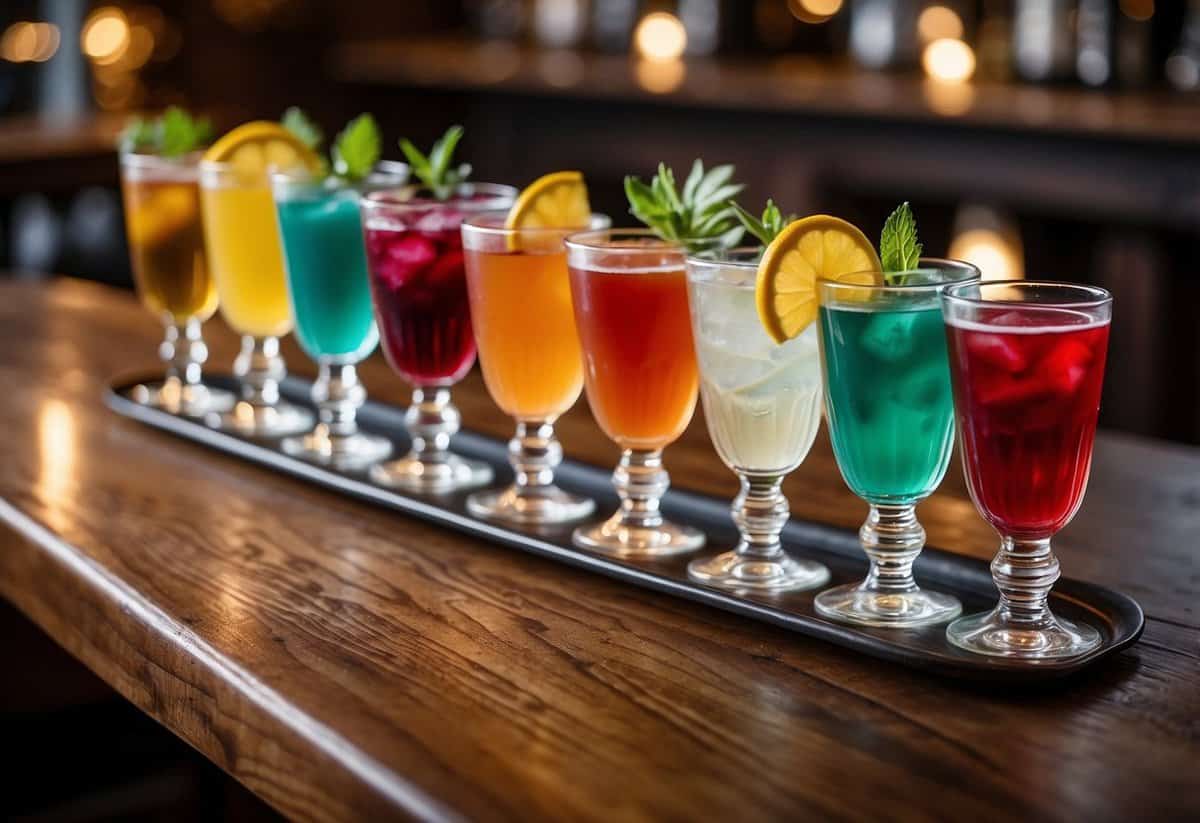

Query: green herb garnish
[731,199,795,247]
[281,106,323,151]
[398,125,473,201]
[119,106,213,157]
[624,160,745,252]
[331,113,381,183]
[880,201,923,282]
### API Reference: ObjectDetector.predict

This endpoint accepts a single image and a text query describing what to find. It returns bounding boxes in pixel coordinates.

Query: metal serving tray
[106,373,1143,682]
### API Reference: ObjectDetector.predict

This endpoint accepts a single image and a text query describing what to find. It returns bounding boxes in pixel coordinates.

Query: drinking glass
[461,213,610,524]
[942,281,1111,658]
[565,228,705,557]
[815,259,979,627]
[359,183,517,493]
[685,249,829,591]
[270,163,408,467]
[119,151,234,416]
[199,160,313,437]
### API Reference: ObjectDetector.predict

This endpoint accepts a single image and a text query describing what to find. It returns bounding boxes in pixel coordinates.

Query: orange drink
[461,213,604,525]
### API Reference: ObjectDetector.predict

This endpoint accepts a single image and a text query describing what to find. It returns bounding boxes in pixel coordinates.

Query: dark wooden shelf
[331,37,1200,147]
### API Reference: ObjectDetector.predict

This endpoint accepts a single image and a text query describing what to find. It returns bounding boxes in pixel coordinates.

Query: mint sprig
[880,202,923,282]
[331,113,381,183]
[119,106,212,157]
[625,160,745,252]
[398,125,473,201]
[281,106,323,151]
[731,199,795,247]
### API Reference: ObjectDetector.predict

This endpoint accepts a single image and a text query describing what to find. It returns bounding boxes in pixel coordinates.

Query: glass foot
[689,550,830,593]
[573,512,705,559]
[947,608,1101,659]
[132,381,236,417]
[281,427,393,470]
[369,453,493,494]
[467,485,595,526]
[815,582,962,628]
[206,400,314,438]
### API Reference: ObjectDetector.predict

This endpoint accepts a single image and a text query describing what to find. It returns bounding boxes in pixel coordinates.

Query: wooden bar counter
[1,278,1197,821]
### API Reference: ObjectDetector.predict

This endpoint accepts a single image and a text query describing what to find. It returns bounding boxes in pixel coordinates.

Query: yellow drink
[199,176,293,338]
[464,248,583,421]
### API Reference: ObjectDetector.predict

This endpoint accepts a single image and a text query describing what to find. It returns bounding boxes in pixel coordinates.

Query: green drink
[814,260,979,628]
[818,304,955,503]
[276,186,377,360]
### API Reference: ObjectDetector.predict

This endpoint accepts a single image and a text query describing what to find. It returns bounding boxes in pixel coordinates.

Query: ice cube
[374,233,437,290]
[860,312,917,363]
[1034,339,1094,396]
[414,207,466,236]
[964,332,1027,373]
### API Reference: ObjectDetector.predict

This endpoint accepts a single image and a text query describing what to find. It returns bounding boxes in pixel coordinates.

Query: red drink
[946,308,1109,538]
[361,187,514,387]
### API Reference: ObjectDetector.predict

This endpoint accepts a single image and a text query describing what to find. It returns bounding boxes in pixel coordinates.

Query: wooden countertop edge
[0,496,461,823]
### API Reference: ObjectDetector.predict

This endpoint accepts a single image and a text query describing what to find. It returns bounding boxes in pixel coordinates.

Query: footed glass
[815,259,979,627]
[943,281,1111,658]
[271,165,407,468]
[566,229,704,558]
[119,151,234,416]
[199,160,313,437]
[684,249,829,591]
[461,213,609,524]
[359,183,516,493]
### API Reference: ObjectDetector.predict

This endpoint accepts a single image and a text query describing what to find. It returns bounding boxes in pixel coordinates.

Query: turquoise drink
[818,303,955,503]
[270,169,404,468]
[276,185,377,361]
[813,260,979,628]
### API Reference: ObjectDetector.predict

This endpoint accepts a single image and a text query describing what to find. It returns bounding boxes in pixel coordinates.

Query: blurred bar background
[0,0,1197,444]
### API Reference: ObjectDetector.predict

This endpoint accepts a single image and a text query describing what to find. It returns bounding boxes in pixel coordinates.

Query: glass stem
[733,474,788,561]
[313,360,366,446]
[860,503,924,594]
[991,537,1059,629]
[161,317,207,389]
[405,387,458,465]
[510,419,561,493]
[234,335,285,408]
[613,448,669,530]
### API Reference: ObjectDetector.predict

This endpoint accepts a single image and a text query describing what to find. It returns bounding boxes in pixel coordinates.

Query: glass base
[467,485,595,526]
[132,381,236,418]
[573,512,705,559]
[946,608,1102,659]
[815,582,962,628]
[206,400,314,438]
[689,550,830,593]
[281,428,393,470]
[369,453,493,494]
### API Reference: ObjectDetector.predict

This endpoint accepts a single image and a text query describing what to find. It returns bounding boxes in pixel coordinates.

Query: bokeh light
[917,6,963,44]
[922,38,976,84]
[634,12,687,62]
[81,7,130,66]
[635,58,686,94]
[1,21,61,63]
[788,0,844,25]
[1119,0,1154,21]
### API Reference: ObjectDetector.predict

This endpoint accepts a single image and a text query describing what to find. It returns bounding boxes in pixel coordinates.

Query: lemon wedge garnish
[202,121,321,182]
[506,171,590,230]
[755,215,883,344]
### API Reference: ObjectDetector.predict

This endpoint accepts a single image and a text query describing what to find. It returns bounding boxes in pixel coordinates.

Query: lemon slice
[505,171,590,231]
[755,215,883,344]
[202,121,321,182]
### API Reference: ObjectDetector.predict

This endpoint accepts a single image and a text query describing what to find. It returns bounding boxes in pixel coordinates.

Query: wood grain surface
[0,279,1197,822]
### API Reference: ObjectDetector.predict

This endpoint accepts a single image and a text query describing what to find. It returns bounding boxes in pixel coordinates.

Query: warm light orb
[635,57,686,94]
[81,7,130,65]
[949,229,1024,281]
[788,0,844,24]
[917,5,963,43]
[634,12,687,61]
[1,21,61,63]
[1119,0,1154,21]
[923,38,976,84]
